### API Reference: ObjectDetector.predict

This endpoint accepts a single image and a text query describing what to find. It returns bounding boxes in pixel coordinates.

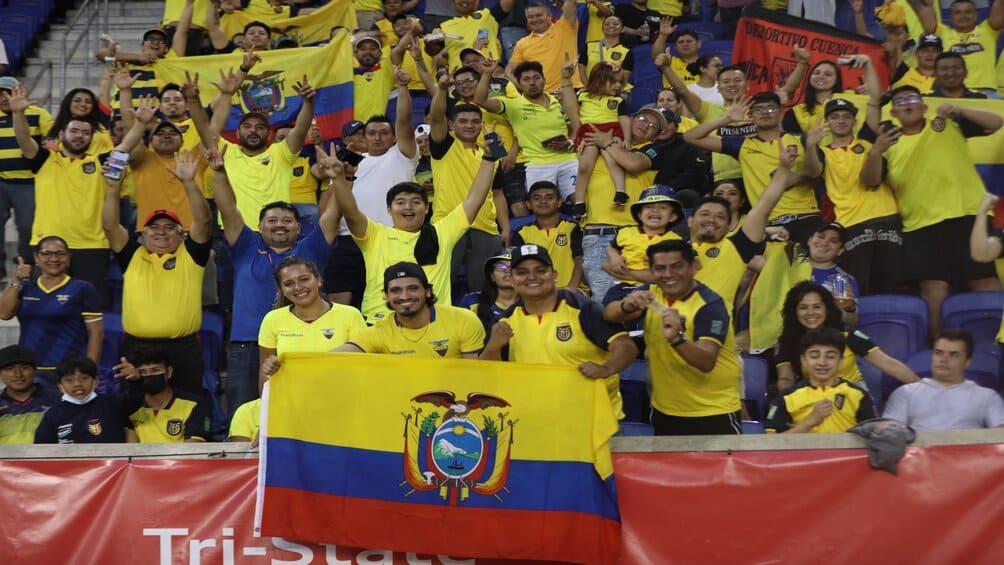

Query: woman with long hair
[711,179,748,236]
[258,256,366,389]
[775,281,920,391]
[0,235,103,387]
[781,59,848,135]
[468,253,517,332]
[686,55,725,106]
[48,88,114,153]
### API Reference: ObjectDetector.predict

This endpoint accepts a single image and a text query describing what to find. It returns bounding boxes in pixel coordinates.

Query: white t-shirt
[338,144,419,235]
[687,83,724,106]
[883,378,1004,430]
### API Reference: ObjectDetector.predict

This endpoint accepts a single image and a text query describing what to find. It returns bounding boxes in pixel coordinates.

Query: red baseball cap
[143,209,182,228]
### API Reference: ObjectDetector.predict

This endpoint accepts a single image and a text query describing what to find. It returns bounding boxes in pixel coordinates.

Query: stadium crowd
[0,0,1003,445]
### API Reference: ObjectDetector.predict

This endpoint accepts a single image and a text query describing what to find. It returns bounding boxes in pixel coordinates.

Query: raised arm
[332,160,368,239]
[283,76,317,154]
[205,145,245,245]
[172,0,195,57]
[205,1,230,51]
[908,0,938,35]
[409,40,437,95]
[851,0,874,37]
[428,73,451,143]
[390,24,418,67]
[561,0,577,25]
[165,149,212,244]
[102,175,131,253]
[117,95,158,162]
[939,104,1004,134]
[8,85,40,159]
[971,193,1003,262]
[112,62,140,129]
[462,146,498,224]
[559,58,580,132]
[682,99,748,153]
[801,120,826,179]
[312,143,348,245]
[743,145,797,243]
[655,53,703,116]
[651,17,676,63]
[777,48,810,103]
[860,124,900,188]
[473,58,504,114]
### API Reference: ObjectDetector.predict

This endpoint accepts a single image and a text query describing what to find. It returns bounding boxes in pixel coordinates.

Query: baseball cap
[238,112,270,127]
[414,124,431,138]
[383,262,430,288]
[631,185,683,225]
[510,244,553,268]
[635,105,668,130]
[0,344,36,370]
[353,35,382,50]
[874,2,907,27]
[143,28,169,42]
[482,251,512,278]
[459,47,485,61]
[656,107,681,125]
[151,120,183,136]
[824,98,858,117]
[813,222,846,242]
[143,209,182,228]
[341,120,365,138]
[917,34,943,51]
[0,76,19,91]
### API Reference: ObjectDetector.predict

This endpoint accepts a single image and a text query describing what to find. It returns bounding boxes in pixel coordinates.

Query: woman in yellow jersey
[459,253,518,333]
[686,55,725,106]
[48,88,113,154]
[579,16,635,91]
[775,282,920,391]
[781,58,853,135]
[655,88,698,129]
[712,179,748,236]
[258,256,367,388]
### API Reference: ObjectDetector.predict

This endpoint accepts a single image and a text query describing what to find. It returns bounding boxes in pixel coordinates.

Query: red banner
[2,444,1004,564]
[733,6,891,97]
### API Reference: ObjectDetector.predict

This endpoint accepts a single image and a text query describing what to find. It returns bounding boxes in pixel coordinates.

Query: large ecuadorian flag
[153,33,353,141]
[218,0,356,47]
[255,352,621,564]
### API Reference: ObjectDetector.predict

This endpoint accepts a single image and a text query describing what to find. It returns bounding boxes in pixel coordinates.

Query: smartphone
[104,149,130,180]
[336,148,364,167]
[879,120,897,134]
[476,28,489,43]
[837,55,854,66]
[484,132,507,161]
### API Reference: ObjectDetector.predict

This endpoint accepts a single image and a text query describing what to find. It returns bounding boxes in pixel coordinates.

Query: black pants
[651,409,743,436]
[122,333,206,400]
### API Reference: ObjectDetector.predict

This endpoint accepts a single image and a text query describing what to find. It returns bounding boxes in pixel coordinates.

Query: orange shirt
[131,148,207,232]
[510,18,583,93]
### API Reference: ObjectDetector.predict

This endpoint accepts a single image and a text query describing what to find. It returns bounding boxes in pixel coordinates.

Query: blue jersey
[17,276,100,370]
[228,226,333,342]
[34,393,139,444]
[0,384,61,444]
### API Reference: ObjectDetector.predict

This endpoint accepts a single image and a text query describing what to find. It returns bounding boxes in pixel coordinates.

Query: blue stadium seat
[857,294,929,396]
[98,313,124,395]
[741,354,768,422]
[620,421,654,436]
[940,291,1004,358]
[619,358,650,423]
[0,28,27,71]
[907,349,1001,391]
[856,358,884,409]
[105,261,123,313]
[741,420,764,434]
[199,312,227,435]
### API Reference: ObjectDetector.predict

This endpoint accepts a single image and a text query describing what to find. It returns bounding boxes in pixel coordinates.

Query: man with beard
[338,263,485,357]
[930,52,989,99]
[189,55,316,230]
[353,30,412,122]
[8,85,154,296]
[429,72,508,293]
[114,346,211,443]
[157,83,202,150]
[913,0,1003,96]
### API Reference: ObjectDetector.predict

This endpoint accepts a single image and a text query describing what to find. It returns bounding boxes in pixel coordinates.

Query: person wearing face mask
[114,346,211,443]
[34,357,139,444]
[0,345,61,444]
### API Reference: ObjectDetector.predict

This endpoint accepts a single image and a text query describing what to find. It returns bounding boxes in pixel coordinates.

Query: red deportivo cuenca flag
[733,6,891,98]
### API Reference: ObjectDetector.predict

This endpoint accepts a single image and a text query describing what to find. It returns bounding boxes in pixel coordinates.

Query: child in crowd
[604,186,683,285]
[511,181,585,292]
[564,62,632,217]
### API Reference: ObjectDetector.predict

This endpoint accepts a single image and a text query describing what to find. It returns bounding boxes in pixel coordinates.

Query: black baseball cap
[814,222,846,242]
[824,98,858,117]
[0,345,36,370]
[143,28,169,42]
[151,120,183,136]
[342,120,365,138]
[238,112,270,127]
[510,244,553,268]
[917,34,943,51]
[383,262,430,288]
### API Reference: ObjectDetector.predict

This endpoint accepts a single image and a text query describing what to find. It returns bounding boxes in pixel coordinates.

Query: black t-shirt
[613,5,660,48]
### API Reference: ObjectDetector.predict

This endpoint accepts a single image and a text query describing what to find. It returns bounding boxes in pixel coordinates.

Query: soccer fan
[884,330,1004,429]
[864,85,1002,337]
[652,19,701,88]
[48,88,113,154]
[604,240,741,435]
[931,52,989,98]
[0,237,102,387]
[0,345,60,444]
[507,0,583,92]
[803,223,861,327]
[0,76,53,276]
[766,328,877,434]
[337,262,486,357]
[891,34,941,93]
[648,107,710,201]
[579,16,635,89]
[340,119,367,154]
[428,74,508,293]
[474,58,578,202]
[605,187,683,285]
[481,244,638,420]
[34,357,137,444]
[259,256,367,387]
[206,145,341,413]
[460,252,518,333]
[441,0,514,69]
[511,181,585,292]
[228,397,261,444]
[95,28,184,103]
[913,0,1003,96]
[111,67,202,153]
[970,192,1004,362]
[803,98,903,295]
[352,29,412,122]
[779,49,867,136]
[333,115,499,322]
[101,149,212,398]
[774,282,920,391]
[684,92,820,245]
[8,85,154,297]
[113,346,211,443]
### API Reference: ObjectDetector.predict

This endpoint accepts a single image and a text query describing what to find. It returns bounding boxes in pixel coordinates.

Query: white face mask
[61,391,97,405]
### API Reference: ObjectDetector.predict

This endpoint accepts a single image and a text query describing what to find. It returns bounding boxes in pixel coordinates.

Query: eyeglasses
[144,37,166,45]
[636,115,660,130]
[751,105,779,114]
[492,263,511,272]
[454,78,477,86]
[37,250,69,258]
[892,95,923,106]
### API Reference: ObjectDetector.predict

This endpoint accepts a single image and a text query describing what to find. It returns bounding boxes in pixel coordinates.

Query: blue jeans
[582,231,618,304]
[499,27,527,62]
[0,179,35,265]
[226,342,260,419]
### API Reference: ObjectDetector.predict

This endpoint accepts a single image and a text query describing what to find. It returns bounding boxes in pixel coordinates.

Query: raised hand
[979,192,999,214]
[241,46,262,72]
[778,143,799,169]
[393,66,412,88]
[724,98,750,122]
[181,70,200,100]
[479,57,499,75]
[293,75,316,101]
[805,118,829,147]
[113,62,140,89]
[6,84,35,113]
[560,54,576,81]
[134,94,159,123]
[165,149,201,181]
[204,143,227,171]
[13,257,32,283]
[654,52,672,69]
[212,67,243,96]
[792,47,810,64]
[873,123,902,151]
[658,16,676,38]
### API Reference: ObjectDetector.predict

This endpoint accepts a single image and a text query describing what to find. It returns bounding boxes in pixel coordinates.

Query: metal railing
[24,60,53,111]
[59,0,111,98]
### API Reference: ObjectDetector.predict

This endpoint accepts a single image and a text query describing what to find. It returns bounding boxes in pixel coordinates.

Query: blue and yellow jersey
[348,304,486,358]
[720,133,819,219]
[692,229,762,313]
[129,389,211,442]
[766,378,875,433]
[0,385,62,444]
[0,107,55,180]
[512,220,583,289]
[17,276,101,371]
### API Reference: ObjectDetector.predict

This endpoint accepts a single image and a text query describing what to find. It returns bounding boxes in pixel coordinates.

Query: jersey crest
[705,246,720,258]
[166,418,183,436]
[163,257,177,271]
[556,323,573,341]
[555,233,568,246]
[82,162,96,174]
[87,418,102,436]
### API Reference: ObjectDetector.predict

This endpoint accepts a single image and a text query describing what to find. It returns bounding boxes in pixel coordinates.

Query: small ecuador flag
[254,352,621,564]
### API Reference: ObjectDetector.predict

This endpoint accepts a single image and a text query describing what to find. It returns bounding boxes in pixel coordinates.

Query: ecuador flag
[219,0,357,48]
[255,352,621,564]
[153,34,353,141]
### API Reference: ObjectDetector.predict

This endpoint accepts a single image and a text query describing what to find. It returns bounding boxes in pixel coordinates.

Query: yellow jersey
[258,302,367,355]
[348,304,486,357]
